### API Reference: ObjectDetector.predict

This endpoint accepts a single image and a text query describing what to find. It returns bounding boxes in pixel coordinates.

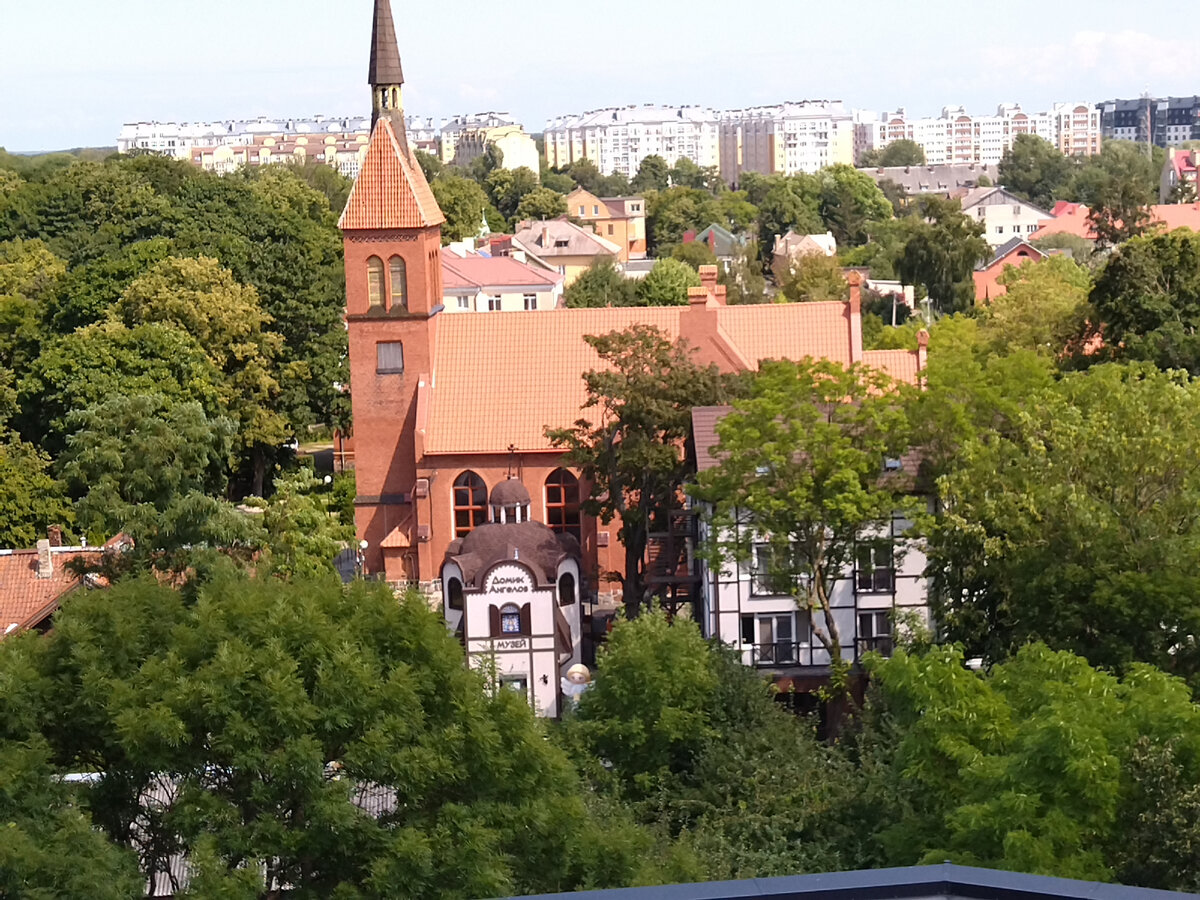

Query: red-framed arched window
[389,255,408,312]
[453,471,488,537]
[545,468,582,543]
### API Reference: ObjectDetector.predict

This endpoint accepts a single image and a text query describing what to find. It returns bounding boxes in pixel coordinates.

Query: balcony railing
[748,641,815,667]
[856,636,895,659]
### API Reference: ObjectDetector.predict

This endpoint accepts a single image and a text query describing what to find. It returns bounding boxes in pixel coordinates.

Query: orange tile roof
[1032,204,1200,241]
[421,301,920,455]
[0,549,102,634]
[339,118,444,230]
[863,349,921,383]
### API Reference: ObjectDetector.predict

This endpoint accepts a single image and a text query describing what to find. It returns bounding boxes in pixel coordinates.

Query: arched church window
[447,577,464,611]
[367,256,385,309]
[389,256,408,312]
[558,572,576,607]
[545,469,582,543]
[453,471,488,537]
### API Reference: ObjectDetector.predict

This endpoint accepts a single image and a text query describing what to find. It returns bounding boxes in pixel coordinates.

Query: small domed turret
[489,477,531,523]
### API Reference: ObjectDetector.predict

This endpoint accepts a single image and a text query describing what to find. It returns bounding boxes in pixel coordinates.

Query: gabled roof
[368,0,404,85]
[512,218,621,258]
[1031,203,1200,241]
[339,117,444,230]
[960,186,1053,218]
[441,255,562,292]
[978,237,1046,271]
[0,548,104,635]
[420,300,921,455]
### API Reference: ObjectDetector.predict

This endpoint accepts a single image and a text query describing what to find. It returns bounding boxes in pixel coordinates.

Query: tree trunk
[252,446,267,498]
[623,527,646,618]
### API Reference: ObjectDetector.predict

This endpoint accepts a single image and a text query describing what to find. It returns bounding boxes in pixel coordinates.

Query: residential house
[960,186,1053,247]
[684,224,747,270]
[691,397,930,692]
[772,230,837,280]
[441,250,564,312]
[973,238,1046,302]
[0,529,127,637]
[1031,202,1200,241]
[1161,148,1200,202]
[564,188,648,261]
[858,163,999,196]
[510,218,622,287]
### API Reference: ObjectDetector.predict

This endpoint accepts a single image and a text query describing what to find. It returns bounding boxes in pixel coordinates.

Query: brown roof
[339,118,444,230]
[0,548,104,634]
[420,301,921,455]
[368,0,405,85]
[512,219,621,258]
[447,521,577,589]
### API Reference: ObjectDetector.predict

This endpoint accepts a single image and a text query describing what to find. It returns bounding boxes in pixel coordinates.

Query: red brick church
[341,0,926,592]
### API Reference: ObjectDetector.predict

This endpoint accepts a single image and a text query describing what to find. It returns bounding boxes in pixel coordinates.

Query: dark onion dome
[490,478,531,508]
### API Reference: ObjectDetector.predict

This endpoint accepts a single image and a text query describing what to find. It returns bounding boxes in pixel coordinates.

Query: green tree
[515,186,569,222]
[0,432,72,547]
[116,256,287,494]
[1030,230,1095,264]
[744,174,823,264]
[718,242,768,305]
[645,187,722,252]
[635,258,702,306]
[670,158,723,193]
[259,469,353,579]
[413,149,443,183]
[981,255,1092,355]
[860,140,927,168]
[631,154,670,193]
[564,259,638,308]
[817,164,893,247]
[0,238,63,374]
[485,165,540,221]
[547,327,731,615]
[925,363,1200,684]
[693,360,912,691]
[0,740,142,899]
[0,574,648,898]
[866,642,1200,889]
[777,252,849,302]
[1089,228,1200,373]
[997,134,1073,210]
[58,394,236,545]
[670,241,718,271]
[895,196,989,313]
[18,321,223,455]
[284,158,354,213]
[430,172,491,243]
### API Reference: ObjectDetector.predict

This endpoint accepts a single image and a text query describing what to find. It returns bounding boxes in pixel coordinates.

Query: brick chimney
[36,539,52,579]
[846,270,864,363]
[697,264,726,305]
[47,525,63,548]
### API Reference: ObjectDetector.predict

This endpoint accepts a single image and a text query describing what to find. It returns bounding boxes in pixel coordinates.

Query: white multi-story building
[544,105,721,178]
[961,186,1054,247]
[118,115,439,171]
[718,101,855,184]
[691,407,931,683]
[854,103,1098,166]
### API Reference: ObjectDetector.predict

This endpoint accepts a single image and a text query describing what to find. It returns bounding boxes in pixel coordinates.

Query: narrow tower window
[367,256,385,309]
[389,256,408,312]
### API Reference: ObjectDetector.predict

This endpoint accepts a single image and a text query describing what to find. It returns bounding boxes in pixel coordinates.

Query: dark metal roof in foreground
[368,0,404,85]
[491,864,1200,900]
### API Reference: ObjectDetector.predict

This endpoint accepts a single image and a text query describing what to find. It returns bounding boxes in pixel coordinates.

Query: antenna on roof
[507,444,517,479]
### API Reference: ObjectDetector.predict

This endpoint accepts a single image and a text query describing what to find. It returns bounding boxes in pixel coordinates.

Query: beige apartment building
[719,101,855,184]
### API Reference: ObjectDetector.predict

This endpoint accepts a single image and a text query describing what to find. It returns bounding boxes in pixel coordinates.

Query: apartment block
[1097,96,1200,147]
[718,101,854,184]
[854,103,1097,166]
[544,105,721,178]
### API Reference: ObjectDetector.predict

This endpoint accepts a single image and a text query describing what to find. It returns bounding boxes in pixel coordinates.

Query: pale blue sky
[3,0,1200,151]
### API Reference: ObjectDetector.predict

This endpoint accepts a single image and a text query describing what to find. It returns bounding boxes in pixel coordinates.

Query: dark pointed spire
[368,0,409,153]
[369,0,404,86]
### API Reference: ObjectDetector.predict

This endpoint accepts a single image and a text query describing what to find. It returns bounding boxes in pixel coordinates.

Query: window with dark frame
[500,603,521,634]
[857,610,893,657]
[376,341,404,374]
[523,293,537,310]
[452,471,488,537]
[500,673,528,699]
[545,469,582,543]
[856,542,895,593]
[389,256,408,311]
[558,572,576,606]
[751,543,800,596]
[447,578,464,611]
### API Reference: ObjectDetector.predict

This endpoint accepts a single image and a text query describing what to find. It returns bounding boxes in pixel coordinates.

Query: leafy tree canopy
[635,258,702,306]
[564,259,638,308]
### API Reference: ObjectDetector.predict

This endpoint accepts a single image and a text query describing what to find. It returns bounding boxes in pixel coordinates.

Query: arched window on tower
[367,256,385,310]
[453,471,488,537]
[389,256,408,312]
[545,469,582,543]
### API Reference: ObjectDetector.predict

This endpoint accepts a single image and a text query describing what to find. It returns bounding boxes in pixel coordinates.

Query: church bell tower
[369,0,409,156]
[340,0,446,580]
